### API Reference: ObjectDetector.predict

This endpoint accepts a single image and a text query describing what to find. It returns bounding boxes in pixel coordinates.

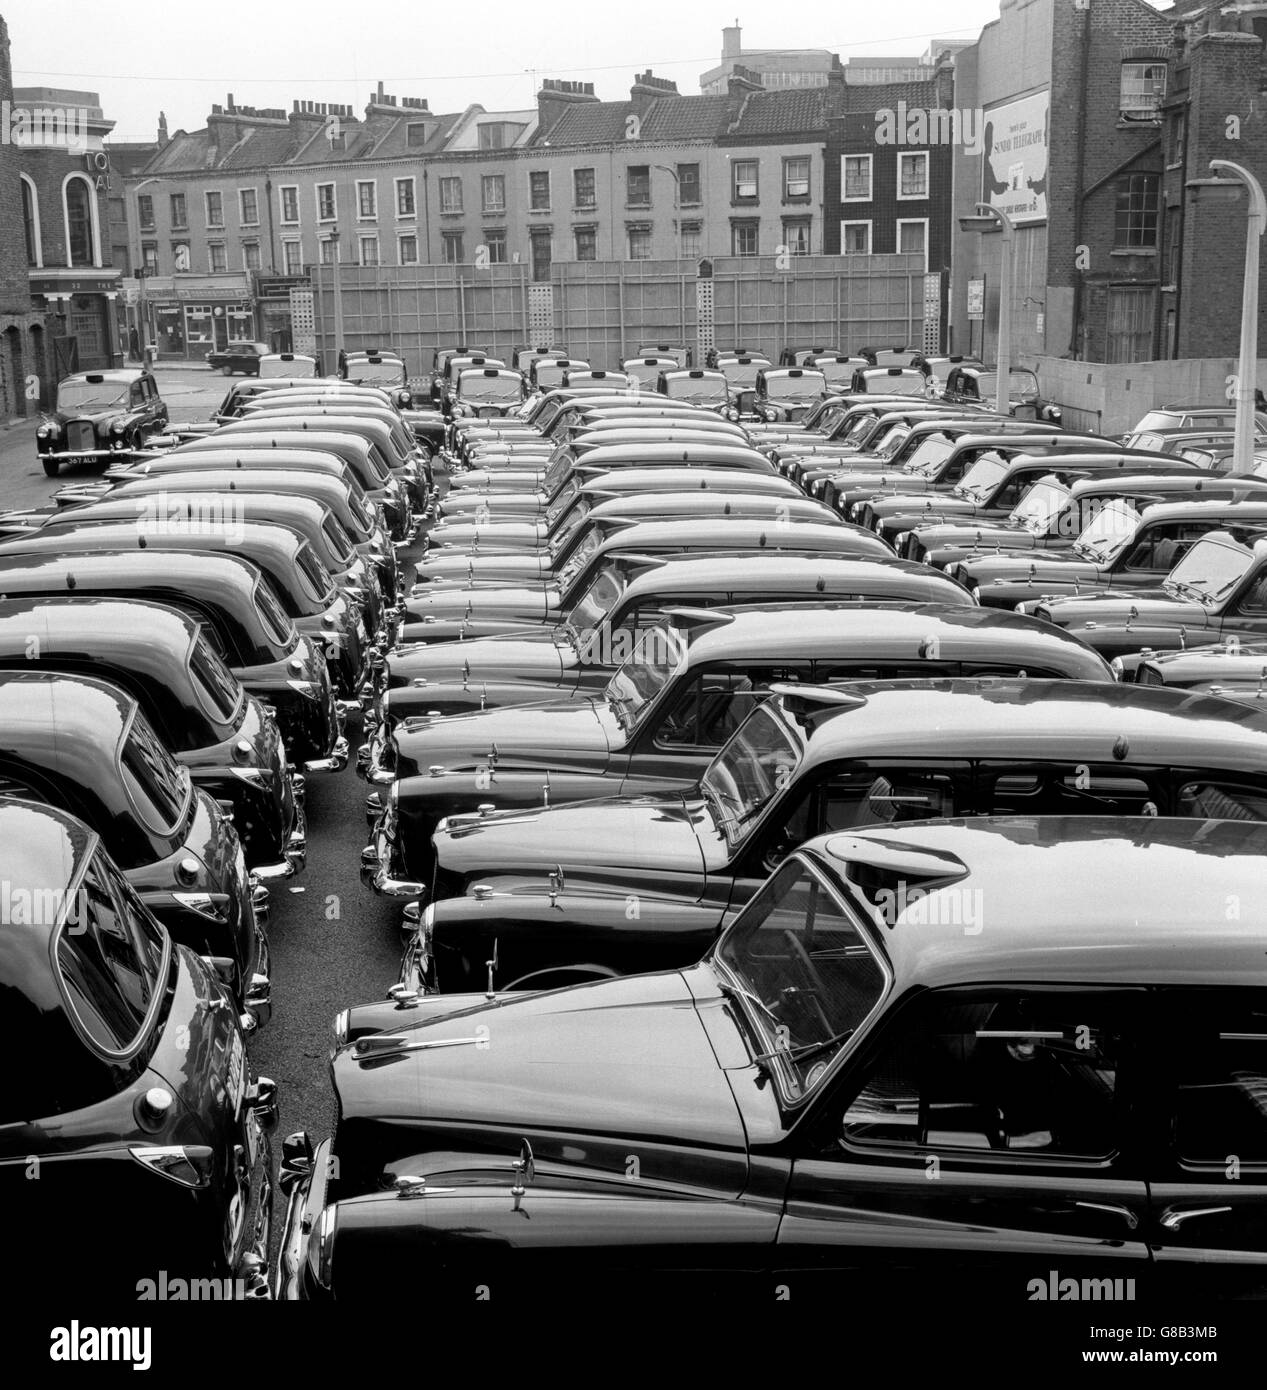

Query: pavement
[0,368,426,1264]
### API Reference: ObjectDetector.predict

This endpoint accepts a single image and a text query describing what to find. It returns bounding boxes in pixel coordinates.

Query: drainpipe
[265,176,278,273]
[1068,2,1092,357]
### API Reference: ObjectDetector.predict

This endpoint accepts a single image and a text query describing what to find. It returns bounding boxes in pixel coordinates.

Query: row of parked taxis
[270,365,1267,1300]
[1,369,440,1297]
[13,347,1267,1303]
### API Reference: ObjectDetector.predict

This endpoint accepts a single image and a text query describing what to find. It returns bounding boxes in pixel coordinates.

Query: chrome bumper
[359,824,425,898]
[249,789,308,880]
[303,733,349,775]
[274,1135,332,1301]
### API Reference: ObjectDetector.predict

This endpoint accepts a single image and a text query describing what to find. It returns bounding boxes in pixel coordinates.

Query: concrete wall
[1032,352,1267,435]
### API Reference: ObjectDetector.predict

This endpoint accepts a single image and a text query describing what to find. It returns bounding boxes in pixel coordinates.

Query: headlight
[111,420,127,435]
[36,424,51,439]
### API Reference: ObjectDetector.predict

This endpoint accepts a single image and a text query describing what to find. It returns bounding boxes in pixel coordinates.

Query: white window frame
[783,155,811,200]
[282,238,303,274]
[896,217,929,271]
[529,170,551,211]
[397,233,419,265]
[20,173,42,267]
[395,176,416,219]
[205,190,224,228]
[207,241,227,273]
[896,151,929,201]
[841,154,873,203]
[356,179,377,221]
[238,187,259,226]
[316,182,337,224]
[627,225,652,260]
[482,174,507,214]
[279,185,300,226]
[782,219,812,255]
[320,235,341,264]
[359,234,379,265]
[733,159,759,201]
[62,172,102,268]
[840,219,872,255]
[438,176,463,214]
[241,239,262,271]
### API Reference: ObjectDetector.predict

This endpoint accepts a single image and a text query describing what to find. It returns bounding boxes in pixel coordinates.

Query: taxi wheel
[41,457,59,477]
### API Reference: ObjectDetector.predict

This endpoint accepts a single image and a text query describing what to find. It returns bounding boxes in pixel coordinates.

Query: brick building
[0,14,44,419]
[949,0,1176,365]
[13,82,122,381]
[823,59,957,349]
[1159,5,1267,360]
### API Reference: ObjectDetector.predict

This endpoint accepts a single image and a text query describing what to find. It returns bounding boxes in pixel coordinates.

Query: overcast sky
[3,0,1004,143]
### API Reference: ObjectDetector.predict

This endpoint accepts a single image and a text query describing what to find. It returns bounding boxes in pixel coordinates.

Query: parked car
[634,342,691,367]
[958,498,1267,610]
[0,596,303,878]
[206,341,271,375]
[0,672,268,1022]
[942,364,1062,423]
[447,367,527,420]
[418,677,1267,988]
[1024,524,1267,669]
[36,369,168,477]
[657,369,736,417]
[364,611,1110,904]
[1,798,278,1299]
[621,356,681,389]
[387,550,976,664]
[905,471,1267,569]
[1126,405,1267,436]
[529,358,589,393]
[849,366,932,399]
[755,368,828,422]
[779,344,844,366]
[855,450,1203,548]
[0,519,370,704]
[369,556,977,729]
[279,814,1267,1298]
[259,351,318,378]
[0,549,344,773]
[1129,636,1267,702]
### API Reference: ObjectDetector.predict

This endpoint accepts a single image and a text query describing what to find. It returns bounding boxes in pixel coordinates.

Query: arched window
[64,175,97,267]
[20,175,41,266]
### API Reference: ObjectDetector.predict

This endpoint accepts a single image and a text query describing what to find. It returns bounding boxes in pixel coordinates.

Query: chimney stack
[536,78,599,136]
[630,70,678,118]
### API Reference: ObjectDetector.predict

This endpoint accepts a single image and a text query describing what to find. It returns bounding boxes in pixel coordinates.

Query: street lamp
[654,165,683,260]
[958,202,1015,413]
[1186,159,1266,475]
[327,226,345,376]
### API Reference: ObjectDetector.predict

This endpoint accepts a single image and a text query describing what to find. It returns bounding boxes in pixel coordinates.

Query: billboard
[981,90,1048,226]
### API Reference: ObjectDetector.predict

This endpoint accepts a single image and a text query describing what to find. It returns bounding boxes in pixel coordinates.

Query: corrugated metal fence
[311,253,932,373]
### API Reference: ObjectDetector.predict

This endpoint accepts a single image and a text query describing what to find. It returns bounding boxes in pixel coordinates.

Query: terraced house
[120,70,835,359]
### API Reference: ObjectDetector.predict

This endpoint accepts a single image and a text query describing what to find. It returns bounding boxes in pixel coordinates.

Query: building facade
[13,83,122,382]
[122,70,836,356]
[0,14,43,418]
[823,58,957,347]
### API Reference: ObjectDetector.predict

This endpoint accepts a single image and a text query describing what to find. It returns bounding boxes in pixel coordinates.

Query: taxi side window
[1234,573,1267,615]
[655,672,761,750]
[1166,997,1267,1171]
[838,994,1122,1161]
[1120,523,1204,573]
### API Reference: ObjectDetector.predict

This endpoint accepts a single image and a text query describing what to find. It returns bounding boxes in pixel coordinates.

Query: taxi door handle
[1160,1205,1233,1231]
[1075,1201,1139,1231]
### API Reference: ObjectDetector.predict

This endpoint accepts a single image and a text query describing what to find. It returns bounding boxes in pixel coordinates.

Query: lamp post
[1186,159,1266,475]
[653,164,682,260]
[327,226,345,377]
[958,202,1015,413]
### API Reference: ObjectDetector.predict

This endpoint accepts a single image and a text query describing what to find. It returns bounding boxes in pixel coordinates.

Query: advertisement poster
[981,89,1049,225]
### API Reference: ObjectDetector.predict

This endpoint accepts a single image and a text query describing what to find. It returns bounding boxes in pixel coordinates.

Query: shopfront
[29,269,122,382]
[139,274,256,360]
